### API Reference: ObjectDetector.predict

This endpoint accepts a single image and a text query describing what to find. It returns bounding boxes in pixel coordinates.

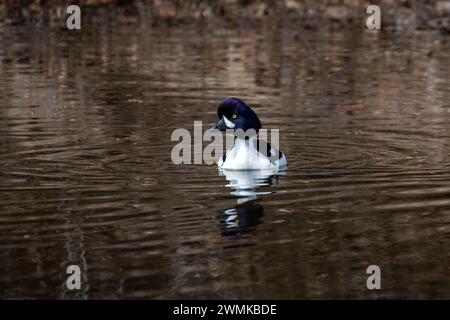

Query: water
[0,22,449,299]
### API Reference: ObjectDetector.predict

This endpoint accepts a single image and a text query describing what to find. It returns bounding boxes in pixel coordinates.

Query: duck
[211,98,287,171]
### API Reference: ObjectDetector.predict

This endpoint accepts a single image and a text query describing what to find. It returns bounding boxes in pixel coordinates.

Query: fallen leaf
[336,103,366,111]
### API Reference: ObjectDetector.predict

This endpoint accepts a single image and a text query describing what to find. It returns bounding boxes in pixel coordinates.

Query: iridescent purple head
[212,98,262,132]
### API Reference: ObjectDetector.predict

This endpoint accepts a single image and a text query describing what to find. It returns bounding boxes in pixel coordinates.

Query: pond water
[0,22,449,299]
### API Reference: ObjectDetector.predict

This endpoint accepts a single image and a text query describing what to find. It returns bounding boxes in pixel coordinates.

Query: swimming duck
[211,98,287,171]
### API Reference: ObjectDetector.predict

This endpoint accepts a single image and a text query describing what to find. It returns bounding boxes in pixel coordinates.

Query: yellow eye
[232,114,238,119]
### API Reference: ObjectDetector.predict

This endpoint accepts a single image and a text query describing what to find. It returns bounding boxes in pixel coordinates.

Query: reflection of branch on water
[60,196,90,299]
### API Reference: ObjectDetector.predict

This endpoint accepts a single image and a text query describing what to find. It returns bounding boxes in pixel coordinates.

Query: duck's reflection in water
[218,169,285,238]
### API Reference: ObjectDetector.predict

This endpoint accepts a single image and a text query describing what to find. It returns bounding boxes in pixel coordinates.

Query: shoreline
[0,1,449,33]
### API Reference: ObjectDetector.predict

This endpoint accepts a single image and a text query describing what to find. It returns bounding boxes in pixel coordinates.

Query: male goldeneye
[211,98,287,171]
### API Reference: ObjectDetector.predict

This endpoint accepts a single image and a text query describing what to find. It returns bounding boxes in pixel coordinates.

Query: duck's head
[212,98,262,133]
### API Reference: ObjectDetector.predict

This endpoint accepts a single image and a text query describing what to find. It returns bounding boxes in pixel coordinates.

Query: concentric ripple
[0,24,449,299]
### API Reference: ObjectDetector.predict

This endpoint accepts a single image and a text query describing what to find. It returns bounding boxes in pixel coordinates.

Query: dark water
[0,22,449,299]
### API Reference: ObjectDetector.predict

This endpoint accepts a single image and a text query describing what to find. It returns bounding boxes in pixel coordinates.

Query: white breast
[218,138,287,171]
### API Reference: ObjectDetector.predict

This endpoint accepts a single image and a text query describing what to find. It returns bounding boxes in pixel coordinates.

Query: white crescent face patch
[223,115,235,129]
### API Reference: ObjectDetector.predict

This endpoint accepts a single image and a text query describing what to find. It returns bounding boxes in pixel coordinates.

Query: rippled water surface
[0,23,449,299]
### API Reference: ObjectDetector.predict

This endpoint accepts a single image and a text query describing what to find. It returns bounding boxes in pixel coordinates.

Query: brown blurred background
[0,0,449,32]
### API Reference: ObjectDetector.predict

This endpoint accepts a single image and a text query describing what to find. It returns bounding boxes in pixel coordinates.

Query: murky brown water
[0,22,449,299]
